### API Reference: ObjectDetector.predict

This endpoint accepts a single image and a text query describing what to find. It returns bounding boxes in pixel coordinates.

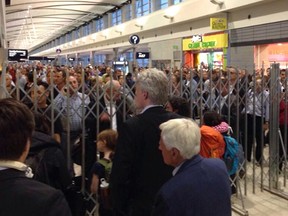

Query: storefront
[254,42,288,70]
[182,32,228,70]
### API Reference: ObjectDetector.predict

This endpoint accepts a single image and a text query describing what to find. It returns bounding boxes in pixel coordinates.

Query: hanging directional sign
[129,34,140,45]
[136,52,150,59]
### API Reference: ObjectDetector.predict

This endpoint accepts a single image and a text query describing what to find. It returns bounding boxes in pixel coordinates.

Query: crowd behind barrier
[0,61,288,215]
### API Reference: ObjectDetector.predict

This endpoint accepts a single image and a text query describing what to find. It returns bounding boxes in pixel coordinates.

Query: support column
[75,53,79,66]
[65,54,68,66]
[269,63,281,189]
[131,0,136,19]
[132,46,136,68]
[113,48,119,62]
[90,51,95,66]
[0,48,6,72]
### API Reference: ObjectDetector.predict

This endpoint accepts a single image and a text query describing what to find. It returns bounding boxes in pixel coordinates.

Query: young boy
[90,129,117,216]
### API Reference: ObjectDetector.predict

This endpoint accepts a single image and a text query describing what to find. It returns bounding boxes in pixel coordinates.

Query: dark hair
[203,111,222,127]
[37,81,49,90]
[57,68,67,79]
[168,95,191,117]
[0,98,35,160]
[27,71,34,82]
[33,112,51,135]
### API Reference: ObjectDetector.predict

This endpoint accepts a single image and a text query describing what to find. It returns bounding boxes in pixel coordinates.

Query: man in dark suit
[110,68,181,216]
[152,118,231,216]
[0,98,72,216]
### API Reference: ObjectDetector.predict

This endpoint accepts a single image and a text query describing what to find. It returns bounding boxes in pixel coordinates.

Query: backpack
[98,158,113,210]
[200,125,226,158]
[98,158,112,183]
[223,135,239,175]
[25,148,50,184]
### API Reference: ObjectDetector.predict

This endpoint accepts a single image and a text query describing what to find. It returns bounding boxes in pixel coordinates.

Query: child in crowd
[90,129,118,216]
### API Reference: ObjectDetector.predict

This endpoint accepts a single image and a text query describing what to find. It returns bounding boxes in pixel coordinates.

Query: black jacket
[0,169,72,216]
[28,131,72,191]
[110,106,181,216]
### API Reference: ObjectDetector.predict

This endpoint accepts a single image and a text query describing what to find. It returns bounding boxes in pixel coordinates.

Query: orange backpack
[200,125,225,159]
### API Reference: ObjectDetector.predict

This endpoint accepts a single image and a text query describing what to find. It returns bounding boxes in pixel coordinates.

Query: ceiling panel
[5,0,127,50]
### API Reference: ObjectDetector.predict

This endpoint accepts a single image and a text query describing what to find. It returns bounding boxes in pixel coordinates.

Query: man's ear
[171,147,180,158]
[143,91,148,100]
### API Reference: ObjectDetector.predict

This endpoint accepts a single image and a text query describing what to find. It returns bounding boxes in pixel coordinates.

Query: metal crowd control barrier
[1,62,288,216]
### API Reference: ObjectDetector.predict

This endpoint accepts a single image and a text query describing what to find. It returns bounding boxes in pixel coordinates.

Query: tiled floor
[232,184,288,216]
[231,163,288,216]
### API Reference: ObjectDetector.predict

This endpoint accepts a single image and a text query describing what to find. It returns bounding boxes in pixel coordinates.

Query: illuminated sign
[182,33,228,51]
[29,56,55,61]
[113,61,128,66]
[129,35,140,45]
[188,41,216,49]
[136,52,150,59]
[210,18,227,30]
[8,49,28,61]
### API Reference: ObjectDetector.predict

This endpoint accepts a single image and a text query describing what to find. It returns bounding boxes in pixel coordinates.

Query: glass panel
[95,19,104,32]
[173,0,182,4]
[136,0,151,17]
[160,0,168,9]
[112,9,122,26]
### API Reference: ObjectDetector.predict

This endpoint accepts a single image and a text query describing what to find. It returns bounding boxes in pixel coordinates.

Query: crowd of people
[0,61,287,216]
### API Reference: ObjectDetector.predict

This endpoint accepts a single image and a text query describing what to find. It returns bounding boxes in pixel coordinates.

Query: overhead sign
[8,49,28,61]
[210,18,227,30]
[136,52,150,59]
[129,34,140,45]
[113,61,128,66]
[29,56,56,61]
[182,33,228,51]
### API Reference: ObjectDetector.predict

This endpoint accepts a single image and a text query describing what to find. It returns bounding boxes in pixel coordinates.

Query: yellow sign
[210,18,227,30]
[182,33,228,51]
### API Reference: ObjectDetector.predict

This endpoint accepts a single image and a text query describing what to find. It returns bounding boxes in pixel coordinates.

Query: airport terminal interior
[1,0,288,215]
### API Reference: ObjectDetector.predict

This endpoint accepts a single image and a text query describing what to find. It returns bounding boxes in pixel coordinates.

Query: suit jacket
[151,155,231,216]
[110,106,181,216]
[0,168,72,216]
